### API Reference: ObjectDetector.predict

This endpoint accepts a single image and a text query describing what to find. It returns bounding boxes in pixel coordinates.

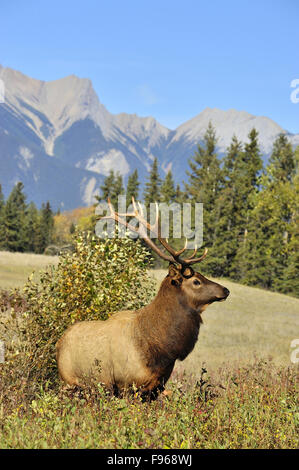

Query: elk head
[167,263,229,314]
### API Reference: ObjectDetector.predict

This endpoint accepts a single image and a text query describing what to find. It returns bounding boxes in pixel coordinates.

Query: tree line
[0,123,297,296]
[97,124,298,297]
[0,182,54,253]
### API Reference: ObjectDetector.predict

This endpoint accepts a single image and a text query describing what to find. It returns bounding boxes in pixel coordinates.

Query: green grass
[0,253,298,449]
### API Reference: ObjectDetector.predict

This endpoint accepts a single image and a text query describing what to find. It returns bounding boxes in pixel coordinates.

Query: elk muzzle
[207,283,230,303]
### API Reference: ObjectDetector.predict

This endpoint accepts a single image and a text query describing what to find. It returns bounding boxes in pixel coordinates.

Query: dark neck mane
[135,278,201,373]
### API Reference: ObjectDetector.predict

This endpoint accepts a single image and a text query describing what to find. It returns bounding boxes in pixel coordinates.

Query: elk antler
[97,197,208,268]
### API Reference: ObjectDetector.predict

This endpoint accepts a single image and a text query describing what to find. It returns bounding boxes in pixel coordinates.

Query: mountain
[0,65,298,210]
[162,107,299,176]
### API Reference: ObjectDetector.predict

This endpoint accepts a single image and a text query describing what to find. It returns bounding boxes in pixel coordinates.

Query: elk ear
[181,266,194,278]
[168,264,180,278]
[168,264,183,286]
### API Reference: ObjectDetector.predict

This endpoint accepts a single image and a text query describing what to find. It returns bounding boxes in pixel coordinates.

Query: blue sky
[1,0,298,132]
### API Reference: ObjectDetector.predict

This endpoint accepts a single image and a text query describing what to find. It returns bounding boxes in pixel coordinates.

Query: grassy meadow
[0,252,298,449]
[0,251,58,289]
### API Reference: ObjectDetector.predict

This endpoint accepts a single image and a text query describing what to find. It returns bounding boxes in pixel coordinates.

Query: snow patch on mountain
[81,176,99,206]
[86,150,130,176]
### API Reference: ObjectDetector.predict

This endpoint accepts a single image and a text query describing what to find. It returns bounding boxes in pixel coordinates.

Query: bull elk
[56,198,229,396]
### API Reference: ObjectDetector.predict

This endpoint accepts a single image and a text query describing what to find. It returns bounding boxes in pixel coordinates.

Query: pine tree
[23,202,39,252]
[3,182,27,252]
[41,201,54,249]
[161,170,176,204]
[268,133,295,182]
[270,140,298,294]
[0,184,5,249]
[185,122,222,245]
[97,170,116,202]
[232,128,263,280]
[237,134,296,292]
[33,202,54,253]
[126,170,140,207]
[97,170,124,207]
[205,136,243,276]
[110,173,124,207]
[33,213,45,254]
[282,146,299,296]
[174,183,185,204]
[143,158,162,207]
[242,128,263,187]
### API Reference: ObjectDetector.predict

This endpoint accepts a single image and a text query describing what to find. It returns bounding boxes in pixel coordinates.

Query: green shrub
[0,231,155,396]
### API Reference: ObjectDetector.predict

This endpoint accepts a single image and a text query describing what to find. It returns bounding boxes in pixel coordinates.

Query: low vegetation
[0,242,298,449]
[0,362,297,449]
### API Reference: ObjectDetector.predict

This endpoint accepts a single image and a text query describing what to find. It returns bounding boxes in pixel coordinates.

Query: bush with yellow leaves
[1,231,154,396]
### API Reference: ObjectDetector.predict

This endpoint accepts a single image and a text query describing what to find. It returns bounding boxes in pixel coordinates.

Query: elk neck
[135,277,201,373]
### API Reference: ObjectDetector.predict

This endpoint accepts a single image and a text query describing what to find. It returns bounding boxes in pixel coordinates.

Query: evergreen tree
[126,169,140,207]
[33,202,54,253]
[269,140,298,294]
[0,184,5,249]
[174,183,186,204]
[3,182,27,252]
[242,128,263,187]
[185,122,222,244]
[97,170,124,207]
[282,146,299,296]
[161,170,176,204]
[143,158,162,207]
[33,213,45,254]
[110,173,124,207]
[237,135,296,292]
[268,133,295,182]
[205,136,244,276]
[232,128,263,280]
[41,201,54,249]
[23,202,39,252]
[97,170,116,202]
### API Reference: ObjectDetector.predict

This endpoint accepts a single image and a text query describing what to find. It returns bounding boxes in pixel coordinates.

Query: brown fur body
[56,267,229,394]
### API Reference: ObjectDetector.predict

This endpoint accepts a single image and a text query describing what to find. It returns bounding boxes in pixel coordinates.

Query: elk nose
[223,288,230,298]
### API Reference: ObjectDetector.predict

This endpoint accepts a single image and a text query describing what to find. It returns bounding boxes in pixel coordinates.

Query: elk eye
[193,279,201,286]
